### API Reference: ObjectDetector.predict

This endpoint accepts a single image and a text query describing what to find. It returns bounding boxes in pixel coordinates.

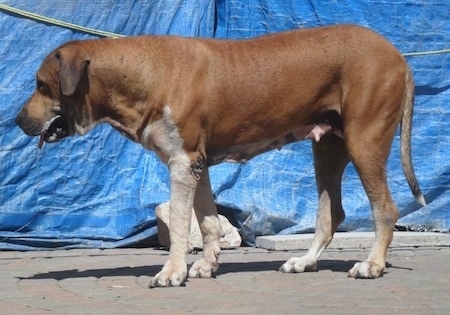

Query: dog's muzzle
[16,112,71,149]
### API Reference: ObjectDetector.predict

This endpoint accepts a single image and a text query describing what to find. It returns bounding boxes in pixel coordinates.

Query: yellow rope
[0,3,124,38]
[0,3,449,56]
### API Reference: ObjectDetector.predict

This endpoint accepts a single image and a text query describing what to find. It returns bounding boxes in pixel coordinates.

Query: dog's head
[15,43,92,148]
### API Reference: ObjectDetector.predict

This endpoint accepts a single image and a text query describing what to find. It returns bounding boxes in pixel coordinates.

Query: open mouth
[38,115,70,149]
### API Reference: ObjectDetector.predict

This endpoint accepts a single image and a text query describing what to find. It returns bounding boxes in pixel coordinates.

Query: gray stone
[255,231,450,251]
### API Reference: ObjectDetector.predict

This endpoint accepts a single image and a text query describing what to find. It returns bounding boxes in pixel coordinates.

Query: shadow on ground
[20,258,368,281]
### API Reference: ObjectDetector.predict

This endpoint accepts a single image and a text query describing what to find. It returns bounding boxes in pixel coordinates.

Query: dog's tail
[400,67,426,206]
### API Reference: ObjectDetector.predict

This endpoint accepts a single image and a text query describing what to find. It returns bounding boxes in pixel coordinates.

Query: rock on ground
[155,201,242,251]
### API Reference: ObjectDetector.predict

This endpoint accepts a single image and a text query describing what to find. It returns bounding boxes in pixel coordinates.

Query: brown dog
[16,24,425,288]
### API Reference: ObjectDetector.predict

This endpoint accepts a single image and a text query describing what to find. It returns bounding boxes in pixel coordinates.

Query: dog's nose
[15,109,40,136]
[15,110,24,127]
[15,107,29,128]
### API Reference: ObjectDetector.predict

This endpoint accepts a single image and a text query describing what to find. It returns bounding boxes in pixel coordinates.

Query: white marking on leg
[146,106,199,287]
[280,190,334,273]
[141,105,185,163]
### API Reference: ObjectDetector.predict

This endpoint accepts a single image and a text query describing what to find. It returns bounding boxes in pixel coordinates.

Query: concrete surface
[0,233,449,314]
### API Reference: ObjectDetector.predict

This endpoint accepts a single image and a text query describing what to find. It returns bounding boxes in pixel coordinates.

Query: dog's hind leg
[280,135,349,273]
[345,125,400,279]
[188,167,223,279]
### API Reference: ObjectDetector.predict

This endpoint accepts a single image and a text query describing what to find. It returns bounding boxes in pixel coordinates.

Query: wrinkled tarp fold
[0,0,449,249]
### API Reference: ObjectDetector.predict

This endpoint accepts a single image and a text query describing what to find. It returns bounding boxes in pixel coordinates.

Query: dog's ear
[55,45,90,96]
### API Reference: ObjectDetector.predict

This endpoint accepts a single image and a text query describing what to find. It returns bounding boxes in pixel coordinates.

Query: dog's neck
[87,61,163,142]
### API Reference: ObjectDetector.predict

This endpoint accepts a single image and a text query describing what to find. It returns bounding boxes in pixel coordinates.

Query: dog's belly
[208,123,341,165]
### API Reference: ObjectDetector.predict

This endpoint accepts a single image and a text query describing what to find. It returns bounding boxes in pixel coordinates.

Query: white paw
[188,258,219,278]
[279,256,317,273]
[149,263,187,288]
[348,261,384,279]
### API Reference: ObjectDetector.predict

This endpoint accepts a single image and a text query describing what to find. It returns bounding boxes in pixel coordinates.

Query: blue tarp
[0,1,449,250]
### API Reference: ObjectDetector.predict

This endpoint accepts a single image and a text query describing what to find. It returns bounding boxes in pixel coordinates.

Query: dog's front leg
[149,154,197,288]
[188,167,223,279]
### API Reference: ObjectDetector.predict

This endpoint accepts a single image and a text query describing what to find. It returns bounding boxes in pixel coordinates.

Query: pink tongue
[37,115,61,149]
[38,132,45,149]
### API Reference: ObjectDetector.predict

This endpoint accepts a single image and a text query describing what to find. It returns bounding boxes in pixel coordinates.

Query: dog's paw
[188,258,219,278]
[149,263,188,288]
[348,261,384,279]
[279,256,317,273]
